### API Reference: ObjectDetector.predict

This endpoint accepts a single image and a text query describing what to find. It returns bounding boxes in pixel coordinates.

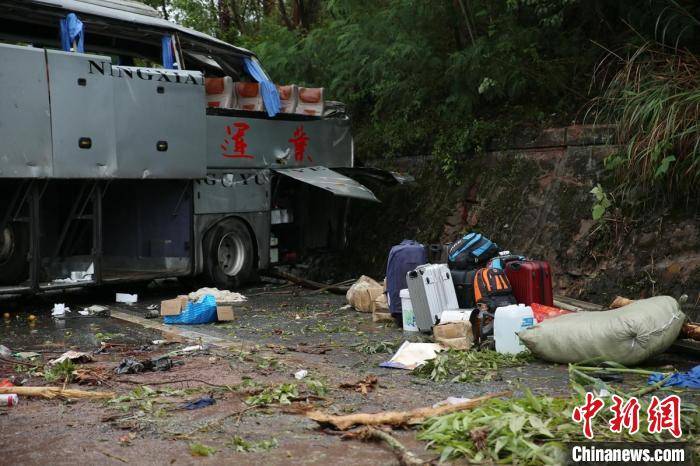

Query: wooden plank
[553,295,606,312]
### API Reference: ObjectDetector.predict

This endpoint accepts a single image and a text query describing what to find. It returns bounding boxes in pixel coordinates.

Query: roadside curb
[110,310,245,350]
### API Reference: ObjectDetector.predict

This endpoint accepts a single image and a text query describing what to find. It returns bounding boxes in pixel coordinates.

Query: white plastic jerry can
[494,304,535,354]
[400,288,418,332]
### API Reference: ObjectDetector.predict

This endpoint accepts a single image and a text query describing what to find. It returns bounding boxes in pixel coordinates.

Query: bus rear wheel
[203,218,254,289]
[0,223,29,285]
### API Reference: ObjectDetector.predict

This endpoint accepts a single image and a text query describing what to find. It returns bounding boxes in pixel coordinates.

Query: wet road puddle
[1,309,160,352]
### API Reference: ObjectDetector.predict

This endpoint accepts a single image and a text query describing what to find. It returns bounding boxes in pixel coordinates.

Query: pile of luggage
[382,234,686,364]
[385,233,555,350]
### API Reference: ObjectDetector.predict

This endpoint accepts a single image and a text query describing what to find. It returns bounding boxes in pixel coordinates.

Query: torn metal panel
[0,44,53,177]
[272,166,379,202]
[334,166,414,186]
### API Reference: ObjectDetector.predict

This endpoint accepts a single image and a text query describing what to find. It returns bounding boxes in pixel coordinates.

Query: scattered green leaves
[413,349,534,383]
[256,356,283,372]
[420,388,698,464]
[353,340,398,355]
[304,379,329,397]
[43,360,75,383]
[94,332,122,341]
[245,383,299,406]
[590,184,612,221]
[228,436,279,452]
[420,389,571,464]
[189,442,217,457]
[304,322,352,334]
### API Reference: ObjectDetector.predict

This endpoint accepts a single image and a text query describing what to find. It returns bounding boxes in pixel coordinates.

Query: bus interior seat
[205,76,234,108]
[234,82,263,112]
[276,84,298,113]
[296,87,325,116]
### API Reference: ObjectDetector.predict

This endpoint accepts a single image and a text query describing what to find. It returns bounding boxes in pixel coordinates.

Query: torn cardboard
[216,305,235,322]
[433,321,473,350]
[160,295,189,316]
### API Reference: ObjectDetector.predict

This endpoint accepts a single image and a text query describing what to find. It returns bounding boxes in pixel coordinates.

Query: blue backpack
[386,240,427,317]
[487,254,526,270]
[447,233,499,270]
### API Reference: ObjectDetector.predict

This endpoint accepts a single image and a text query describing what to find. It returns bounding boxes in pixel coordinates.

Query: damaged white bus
[0,0,401,294]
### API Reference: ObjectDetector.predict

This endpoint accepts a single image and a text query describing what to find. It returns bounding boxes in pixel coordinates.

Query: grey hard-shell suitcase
[406,264,459,332]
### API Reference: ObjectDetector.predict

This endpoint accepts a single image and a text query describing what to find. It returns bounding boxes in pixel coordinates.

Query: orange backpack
[473,267,516,310]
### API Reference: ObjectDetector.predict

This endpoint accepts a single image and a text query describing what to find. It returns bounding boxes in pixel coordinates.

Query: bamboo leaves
[412,349,534,383]
[592,42,700,198]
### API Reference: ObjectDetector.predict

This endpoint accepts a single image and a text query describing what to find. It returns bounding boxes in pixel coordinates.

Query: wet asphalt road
[2,279,699,465]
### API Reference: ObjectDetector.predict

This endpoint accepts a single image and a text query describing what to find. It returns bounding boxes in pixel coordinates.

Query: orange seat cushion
[205,78,225,95]
[299,88,322,103]
[277,85,294,100]
[236,82,260,97]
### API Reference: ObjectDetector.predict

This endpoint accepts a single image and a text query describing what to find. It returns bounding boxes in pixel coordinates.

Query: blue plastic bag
[648,365,700,389]
[164,295,217,325]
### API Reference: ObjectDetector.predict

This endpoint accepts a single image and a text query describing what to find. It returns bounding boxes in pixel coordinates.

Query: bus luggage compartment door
[0,44,52,177]
[46,50,117,178]
[112,67,206,178]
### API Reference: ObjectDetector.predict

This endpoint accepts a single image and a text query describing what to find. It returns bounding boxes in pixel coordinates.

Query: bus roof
[21,0,254,57]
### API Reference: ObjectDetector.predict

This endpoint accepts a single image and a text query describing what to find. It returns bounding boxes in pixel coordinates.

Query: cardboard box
[433,321,474,350]
[160,295,189,316]
[216,305,235,322]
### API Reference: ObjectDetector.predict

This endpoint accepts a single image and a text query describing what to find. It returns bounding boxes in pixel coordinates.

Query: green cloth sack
[517,296,685,365]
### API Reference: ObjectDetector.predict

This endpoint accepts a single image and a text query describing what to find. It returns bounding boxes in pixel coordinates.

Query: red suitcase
[504,260,553,306]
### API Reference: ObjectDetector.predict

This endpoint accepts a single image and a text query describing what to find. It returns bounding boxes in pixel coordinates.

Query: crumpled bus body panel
[205,112,353,170]
[0,44,53,178]
[0,43,350,179]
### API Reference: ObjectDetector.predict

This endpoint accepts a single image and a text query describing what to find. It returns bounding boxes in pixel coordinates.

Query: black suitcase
[427,243,451,264]
[451,269,477,309]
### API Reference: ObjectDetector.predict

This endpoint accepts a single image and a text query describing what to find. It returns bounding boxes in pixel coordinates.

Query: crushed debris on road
[2,278,699,465]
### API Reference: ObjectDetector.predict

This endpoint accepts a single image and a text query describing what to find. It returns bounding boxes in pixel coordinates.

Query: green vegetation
[142,0,700,290]
[590,184,612,222]
[592,40,700,200]
[413,349,534,383]
[228,435,279,452]
[189,442,217,457]
[420,387,698,464]
[43,360,75,383]
[94,332,122,341]
[141,0,700,213]
[245,382,299,406]
[353,339,399,355]
[420,389,571,463]
[304,378,329,397]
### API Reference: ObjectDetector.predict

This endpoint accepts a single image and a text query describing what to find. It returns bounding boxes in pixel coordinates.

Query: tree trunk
[262,0,274,17]
[292,0,301,28]
[277,0,294,30]
[229,0,245,33]
[292,0,319,31]
[456,0,476,46]
[218,0,231,32]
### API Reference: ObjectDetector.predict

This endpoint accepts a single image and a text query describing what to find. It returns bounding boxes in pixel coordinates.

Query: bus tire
[203,218,254,289]
[0,223,29,285]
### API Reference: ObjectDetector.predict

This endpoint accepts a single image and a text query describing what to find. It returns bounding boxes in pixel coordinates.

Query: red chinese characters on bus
[647,395,682,438]
[609,395,641,434]
[289,125,312,162]
[221,122,254,159]
[572,392,605,439]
